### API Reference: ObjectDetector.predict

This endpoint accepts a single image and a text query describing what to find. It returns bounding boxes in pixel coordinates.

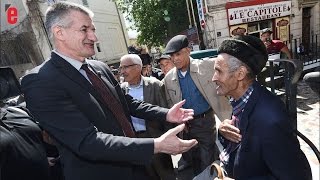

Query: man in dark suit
[21,2,197,180]
[120,54,175,179]
[213,35,312,179]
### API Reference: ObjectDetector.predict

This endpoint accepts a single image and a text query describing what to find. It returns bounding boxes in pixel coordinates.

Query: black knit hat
[217,35,268,75]
[164,35,189,54]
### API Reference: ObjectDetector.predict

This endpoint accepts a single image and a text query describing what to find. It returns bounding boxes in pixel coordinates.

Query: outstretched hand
[166,100,194,124]
[154,124,198,155]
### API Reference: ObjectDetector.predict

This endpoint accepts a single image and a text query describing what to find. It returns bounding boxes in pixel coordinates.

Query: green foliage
[116,0,189,47]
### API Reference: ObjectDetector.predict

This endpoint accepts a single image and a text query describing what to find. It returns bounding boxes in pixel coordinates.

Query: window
[248,20,272,38]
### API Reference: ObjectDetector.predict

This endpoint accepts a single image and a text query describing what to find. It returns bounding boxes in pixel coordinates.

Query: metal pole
[185,0,192,28]
[189,0,200,45]
[189,0,197,29]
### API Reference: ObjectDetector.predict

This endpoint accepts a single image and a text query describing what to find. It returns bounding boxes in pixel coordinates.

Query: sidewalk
[296,81,319,180]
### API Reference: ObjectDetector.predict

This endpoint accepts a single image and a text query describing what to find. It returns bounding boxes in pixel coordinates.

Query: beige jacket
[163,58,232,121]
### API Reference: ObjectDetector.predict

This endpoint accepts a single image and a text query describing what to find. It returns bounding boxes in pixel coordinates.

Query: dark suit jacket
[21,52,169,180]
[121,76,169,137]
[220,81,312,180]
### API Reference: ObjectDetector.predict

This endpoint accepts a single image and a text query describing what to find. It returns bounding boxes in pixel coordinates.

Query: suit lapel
[171,68,182,101]
[50,53,102,102]
[239,82,260,139]
[142,77,151,102]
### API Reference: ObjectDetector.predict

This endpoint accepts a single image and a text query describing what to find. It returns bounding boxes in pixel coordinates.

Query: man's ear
[236,66,248,81]
[52,26,65,41]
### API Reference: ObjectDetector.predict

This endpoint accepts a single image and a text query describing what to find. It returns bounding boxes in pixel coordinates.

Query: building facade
[203,0,319,58]
[1,0,128,77]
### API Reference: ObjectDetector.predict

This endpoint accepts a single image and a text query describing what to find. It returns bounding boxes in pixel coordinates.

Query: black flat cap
[261,28,273,35]
[156,54,171,63]
[164,35,189,54]
[218,35,268,75]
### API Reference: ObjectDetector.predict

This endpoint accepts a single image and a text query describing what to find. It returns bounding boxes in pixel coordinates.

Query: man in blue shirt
[162,35,232,176]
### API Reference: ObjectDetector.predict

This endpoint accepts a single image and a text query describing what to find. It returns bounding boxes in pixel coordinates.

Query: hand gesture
[154,124,198,155]
[166,100,194,124]
[218,116,242,143]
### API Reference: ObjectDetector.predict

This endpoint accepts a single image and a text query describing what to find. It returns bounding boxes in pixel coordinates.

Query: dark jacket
[21,52,168,180]
[221,81,312,180]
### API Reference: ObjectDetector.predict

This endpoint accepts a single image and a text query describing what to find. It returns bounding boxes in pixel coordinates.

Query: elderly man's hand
[219,117,242,143]
[154,124,198,155]
[166,100,194,123]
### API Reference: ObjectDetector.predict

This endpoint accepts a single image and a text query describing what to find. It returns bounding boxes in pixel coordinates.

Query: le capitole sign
[227,1,291,26]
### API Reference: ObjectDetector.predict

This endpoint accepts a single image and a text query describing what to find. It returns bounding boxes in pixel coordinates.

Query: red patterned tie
[81,64,135,137]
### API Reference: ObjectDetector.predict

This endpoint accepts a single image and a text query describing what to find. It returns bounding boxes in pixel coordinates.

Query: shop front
[226,0,291,42]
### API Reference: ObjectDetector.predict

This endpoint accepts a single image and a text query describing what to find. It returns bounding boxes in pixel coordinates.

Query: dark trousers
[183,111,219,176]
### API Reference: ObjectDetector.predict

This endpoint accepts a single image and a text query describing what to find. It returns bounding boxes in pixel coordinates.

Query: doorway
[302,7,311,53]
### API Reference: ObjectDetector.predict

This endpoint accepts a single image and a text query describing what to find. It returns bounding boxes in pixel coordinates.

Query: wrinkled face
[159,58,175,75]
[170,48,190,71]
[57,10,97,61]
[212,54,239,97]
[119,59,141,83]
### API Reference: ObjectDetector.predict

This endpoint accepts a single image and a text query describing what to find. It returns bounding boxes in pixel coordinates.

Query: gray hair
[120,54,143,70]
[45,2,94,40]
[227,54,255,80]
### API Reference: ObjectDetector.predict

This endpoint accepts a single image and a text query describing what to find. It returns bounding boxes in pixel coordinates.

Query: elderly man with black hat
[212,35,311,179]
[162,35,232,176]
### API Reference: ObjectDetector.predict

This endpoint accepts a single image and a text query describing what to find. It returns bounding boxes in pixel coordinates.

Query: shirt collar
[128,76,143,89]
[230,85,254,116]
[53,50,87,71]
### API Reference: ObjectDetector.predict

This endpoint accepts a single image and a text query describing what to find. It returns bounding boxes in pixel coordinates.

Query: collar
[230,84,254,116]
[128,76,143,89]
[53,50,88,71]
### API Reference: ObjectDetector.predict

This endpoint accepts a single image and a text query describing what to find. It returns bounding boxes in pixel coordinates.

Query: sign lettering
[227,1,291,25]
[5,4,18,25]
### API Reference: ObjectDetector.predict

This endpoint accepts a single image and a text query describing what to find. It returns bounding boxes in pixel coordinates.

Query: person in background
[258,28,292,86]
[156,54,175,76]
[20,2,197,180]
[141,60,165,80]
[120,54,176,180]
[213,35,311,179]
[162,35,232,176]
[260,28,292,59]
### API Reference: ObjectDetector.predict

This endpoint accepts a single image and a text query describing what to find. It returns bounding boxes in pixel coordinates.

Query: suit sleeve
[21,73,154,165]
[125,94,168,121]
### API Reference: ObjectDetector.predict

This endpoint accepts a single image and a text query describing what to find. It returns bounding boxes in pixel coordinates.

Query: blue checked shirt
[220,85,254,170]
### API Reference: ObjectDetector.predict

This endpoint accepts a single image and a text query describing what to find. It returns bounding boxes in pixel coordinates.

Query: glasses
[118,64,137,71]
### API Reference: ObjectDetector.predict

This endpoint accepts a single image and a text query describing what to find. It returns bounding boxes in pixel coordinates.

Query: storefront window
[248,20,272,38]
[248,23,258,33]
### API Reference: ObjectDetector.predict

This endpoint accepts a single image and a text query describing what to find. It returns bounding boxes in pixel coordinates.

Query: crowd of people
[1,1,314,180]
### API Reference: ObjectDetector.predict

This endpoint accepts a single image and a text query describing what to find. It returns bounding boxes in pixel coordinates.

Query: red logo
[5,4,18,25]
